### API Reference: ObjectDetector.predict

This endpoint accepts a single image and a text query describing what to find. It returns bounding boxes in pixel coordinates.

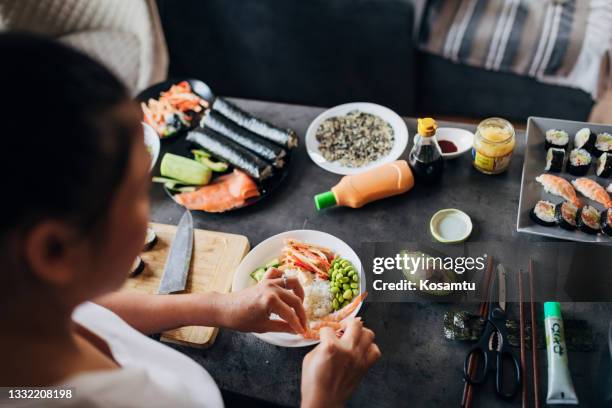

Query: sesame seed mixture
[315,110,394,167]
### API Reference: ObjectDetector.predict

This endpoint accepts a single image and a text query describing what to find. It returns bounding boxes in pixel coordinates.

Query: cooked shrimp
[571,177,612,208]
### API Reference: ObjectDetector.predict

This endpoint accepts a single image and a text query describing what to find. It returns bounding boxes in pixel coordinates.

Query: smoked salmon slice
[535,174,582,208]
[571,177,612,208]
[175,169,260,212]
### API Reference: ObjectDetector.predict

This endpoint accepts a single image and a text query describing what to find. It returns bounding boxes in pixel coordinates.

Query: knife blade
[497,263,507,311]
[158,210,193,294]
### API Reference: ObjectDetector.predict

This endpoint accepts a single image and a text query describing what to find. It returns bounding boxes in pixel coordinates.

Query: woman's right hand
[300,319,381,408]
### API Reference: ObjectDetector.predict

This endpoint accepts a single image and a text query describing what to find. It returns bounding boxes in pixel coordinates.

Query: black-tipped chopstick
[518,269,527,408]
[529,260,541,408]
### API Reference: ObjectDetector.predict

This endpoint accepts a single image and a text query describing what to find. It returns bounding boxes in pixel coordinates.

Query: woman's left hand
[218,268,307,335]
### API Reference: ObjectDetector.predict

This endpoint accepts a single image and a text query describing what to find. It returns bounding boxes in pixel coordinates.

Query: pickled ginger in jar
[472,117,516,175]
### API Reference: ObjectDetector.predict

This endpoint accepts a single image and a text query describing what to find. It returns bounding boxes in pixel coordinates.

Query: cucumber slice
[192,149,228,172]
[264,258,280,268]
[160,153,212,185]
[152,176,179,184]
[250,267,266,282]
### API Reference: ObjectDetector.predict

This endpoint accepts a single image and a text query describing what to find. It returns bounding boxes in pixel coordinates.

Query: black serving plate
[154,133,292,213]
[137,78,215,140]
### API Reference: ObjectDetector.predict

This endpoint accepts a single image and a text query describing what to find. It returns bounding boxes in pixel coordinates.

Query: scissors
[463,264,522,400]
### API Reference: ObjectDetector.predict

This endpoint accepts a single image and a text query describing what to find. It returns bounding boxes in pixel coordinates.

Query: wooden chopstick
[461,256,495,408]
[529,259,541,408]
[519,269,527,408]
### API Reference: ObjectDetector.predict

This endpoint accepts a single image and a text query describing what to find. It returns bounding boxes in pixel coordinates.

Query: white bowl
[306,102,409,175]
[436,127,474,160]
[231,230,366,347]
[143,122,160,171]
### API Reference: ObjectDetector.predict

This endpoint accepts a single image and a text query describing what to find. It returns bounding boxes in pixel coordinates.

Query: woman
[0,33,380,407]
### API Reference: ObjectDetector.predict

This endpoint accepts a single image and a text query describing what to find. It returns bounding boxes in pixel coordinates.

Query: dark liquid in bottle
[409,145,443,184]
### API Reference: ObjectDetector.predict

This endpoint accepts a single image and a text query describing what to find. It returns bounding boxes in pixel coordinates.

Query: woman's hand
[218,268,308,334]
[300,319,381,408]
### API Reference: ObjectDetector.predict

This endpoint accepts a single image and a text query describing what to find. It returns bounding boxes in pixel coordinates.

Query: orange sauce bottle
[314,160,415,210]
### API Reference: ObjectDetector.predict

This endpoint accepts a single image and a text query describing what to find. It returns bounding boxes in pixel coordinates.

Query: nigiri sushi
[535,174,582,207]
[571,177,612,208]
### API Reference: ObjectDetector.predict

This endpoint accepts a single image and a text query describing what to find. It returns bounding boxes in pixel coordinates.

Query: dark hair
[0,32,136,237]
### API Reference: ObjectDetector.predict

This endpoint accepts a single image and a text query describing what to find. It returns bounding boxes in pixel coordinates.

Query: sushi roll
[601,208,612,236]
[555,201,578,230]
[596,152,612,178]
[143,226,157,251]
[595,132,612,157]
[187,127,273,181]
[530,200,557,226]
[130,256,145,277]
[545,129,569,151]
[576,205,601,234]
[574,127,596,153]
[544,147,565,173]
[212,97,298,149]
[201,110,287,168]
[566,148,591,176]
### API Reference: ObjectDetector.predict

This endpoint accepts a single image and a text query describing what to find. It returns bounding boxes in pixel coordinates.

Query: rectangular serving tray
[517,116,612,244]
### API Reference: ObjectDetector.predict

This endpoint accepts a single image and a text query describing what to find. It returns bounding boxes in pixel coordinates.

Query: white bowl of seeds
[306,102,409,175]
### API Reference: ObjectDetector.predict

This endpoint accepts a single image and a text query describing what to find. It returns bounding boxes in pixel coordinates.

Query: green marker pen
[544,302,578,405]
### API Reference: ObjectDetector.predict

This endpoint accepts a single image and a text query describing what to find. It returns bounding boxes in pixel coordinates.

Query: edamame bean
[350,282,359,288]
[330,286,339,293]
[341,277,350,283]
[347,270,355,277]
[343,289,353,300]
[352,274,359,282]
[342,284,350,291]
[352,288,359,296]
[332,299,339,309]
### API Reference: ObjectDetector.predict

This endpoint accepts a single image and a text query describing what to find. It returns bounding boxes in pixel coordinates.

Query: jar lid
[430,209,473,243]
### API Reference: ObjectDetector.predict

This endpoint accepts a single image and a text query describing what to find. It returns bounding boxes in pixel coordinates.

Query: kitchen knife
[157,210,193,294]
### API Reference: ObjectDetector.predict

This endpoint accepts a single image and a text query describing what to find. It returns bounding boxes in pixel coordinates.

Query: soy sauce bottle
[408,117,443,184]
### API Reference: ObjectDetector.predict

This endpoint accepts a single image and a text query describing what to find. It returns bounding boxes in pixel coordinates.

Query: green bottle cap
[314,191,337,210]
[544,302,562,318]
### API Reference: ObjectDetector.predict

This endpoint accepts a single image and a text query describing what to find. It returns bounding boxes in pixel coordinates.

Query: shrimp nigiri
[571,177,612,208]
[535,174,582,207]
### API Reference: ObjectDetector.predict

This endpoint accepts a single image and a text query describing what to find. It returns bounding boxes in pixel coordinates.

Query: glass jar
[472,117,516,175]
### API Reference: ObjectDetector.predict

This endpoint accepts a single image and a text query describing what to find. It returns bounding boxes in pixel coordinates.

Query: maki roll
[544,148,565,173]
[212,97,298,149]
[187,127,273,181]
[595,132,612,157]
[601,208,612,236]
[555,201,578,230]
[596,152,612,178]
[574,127,596,153]
[576,205,601,234]
[202,110,287,168]
[530,200,557,226]
[545,129,569,150]
[567,148,591,176]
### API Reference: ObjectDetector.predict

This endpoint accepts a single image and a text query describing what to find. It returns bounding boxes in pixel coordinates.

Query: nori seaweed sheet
[202,110,286,167]
[443,311,594,352]
[212,97,298,148]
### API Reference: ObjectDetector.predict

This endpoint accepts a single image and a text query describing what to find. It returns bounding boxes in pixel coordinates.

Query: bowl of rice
[232,230,365,347]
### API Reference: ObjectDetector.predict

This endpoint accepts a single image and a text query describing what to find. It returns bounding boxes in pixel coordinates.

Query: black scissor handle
[463,346,489,385]
[495,350,522,400]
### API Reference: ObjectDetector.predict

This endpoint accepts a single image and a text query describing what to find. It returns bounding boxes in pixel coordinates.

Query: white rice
[284,268,332,320]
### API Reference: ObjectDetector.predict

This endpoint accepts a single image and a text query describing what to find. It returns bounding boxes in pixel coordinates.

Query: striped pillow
[418,0,612,98]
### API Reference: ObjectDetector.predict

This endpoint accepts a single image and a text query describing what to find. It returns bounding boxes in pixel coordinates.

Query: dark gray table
[150,99,611,408]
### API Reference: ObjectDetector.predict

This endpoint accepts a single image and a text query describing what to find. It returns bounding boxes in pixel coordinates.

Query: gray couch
[156,0,594,122]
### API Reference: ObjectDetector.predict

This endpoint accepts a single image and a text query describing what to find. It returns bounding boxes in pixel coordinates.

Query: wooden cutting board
[121,222,249,348]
